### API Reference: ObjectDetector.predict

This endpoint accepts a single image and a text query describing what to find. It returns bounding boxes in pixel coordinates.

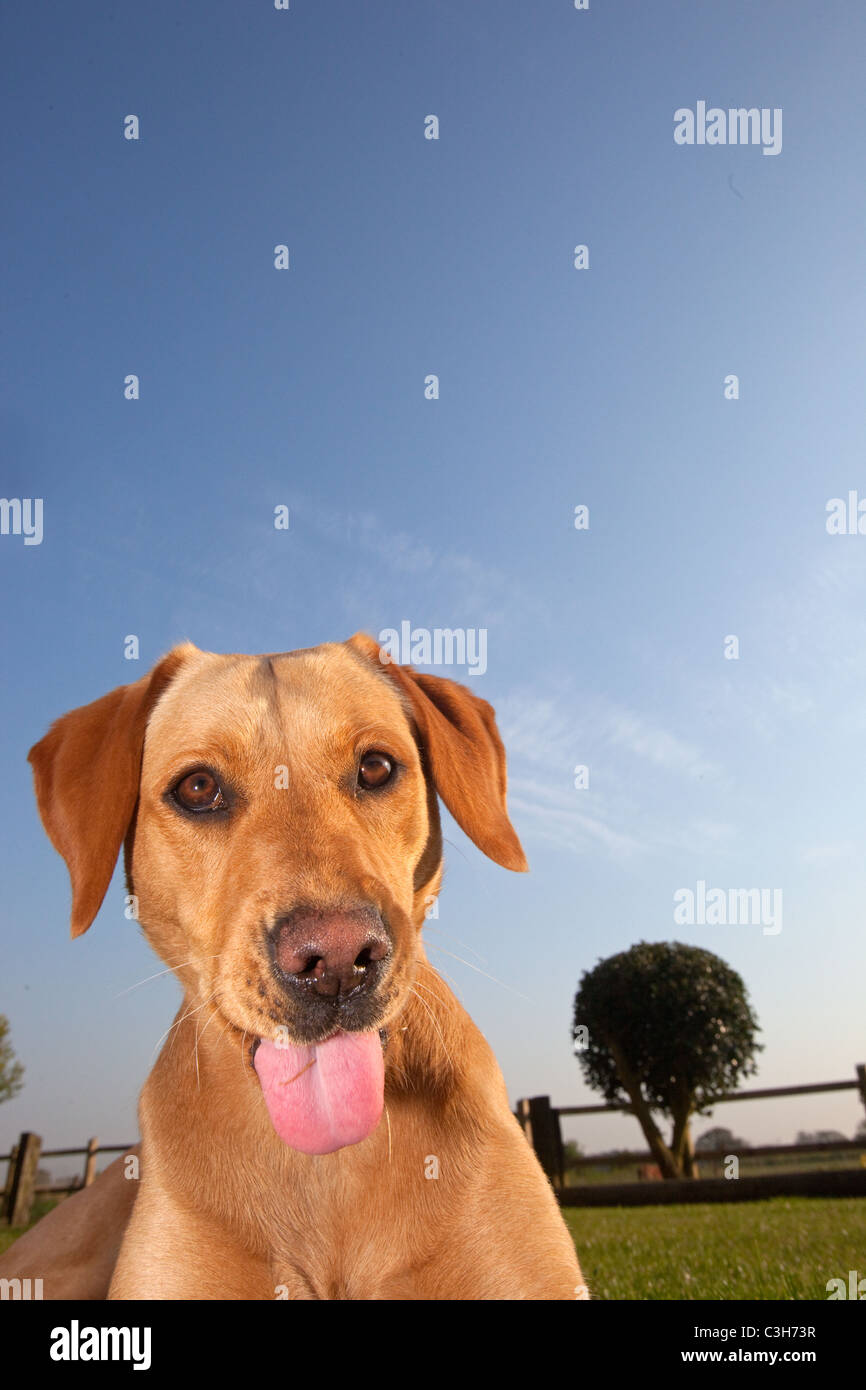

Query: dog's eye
[173,770,226,813]
[358,752,393,790]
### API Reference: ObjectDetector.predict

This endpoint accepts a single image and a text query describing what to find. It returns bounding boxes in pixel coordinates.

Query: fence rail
[566,1137,865,1168]
[557,1075,864,1116]
[516,1063,866,1205]
[4,1066,866,1224]
[1,1136,134,1227]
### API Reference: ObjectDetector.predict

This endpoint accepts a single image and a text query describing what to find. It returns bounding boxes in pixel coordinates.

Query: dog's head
[28,634,526,1154]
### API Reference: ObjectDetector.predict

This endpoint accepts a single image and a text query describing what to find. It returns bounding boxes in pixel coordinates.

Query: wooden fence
[1,1135,134,1228]
[4,1064,866,1223]
[516,1063,866,1206]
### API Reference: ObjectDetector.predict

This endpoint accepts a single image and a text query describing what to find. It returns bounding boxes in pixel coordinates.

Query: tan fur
[0,1152,139,1299]
[14,634,583,1301]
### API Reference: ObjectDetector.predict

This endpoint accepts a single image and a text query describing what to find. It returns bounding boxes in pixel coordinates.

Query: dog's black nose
[270,907,390,1000]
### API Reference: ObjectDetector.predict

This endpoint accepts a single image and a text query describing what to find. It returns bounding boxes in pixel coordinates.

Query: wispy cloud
[606,710,718,780]
[498,690,729,861]
[296,496,551,634]
[498,691,721,781]
[507,777,644,858]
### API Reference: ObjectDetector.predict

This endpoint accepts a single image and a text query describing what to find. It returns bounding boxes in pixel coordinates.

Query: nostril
[297,954,323,978]
[361,933,390,965]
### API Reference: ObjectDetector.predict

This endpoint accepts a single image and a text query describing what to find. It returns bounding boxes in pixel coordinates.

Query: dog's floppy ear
[28,646,192,938]
[347,632,527,872]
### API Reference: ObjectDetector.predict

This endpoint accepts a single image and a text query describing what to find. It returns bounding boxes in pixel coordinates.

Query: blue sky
[2,1,866,1172]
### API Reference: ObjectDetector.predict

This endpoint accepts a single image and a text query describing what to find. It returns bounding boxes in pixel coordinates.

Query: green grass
[563,1196,866,1299]
[0,1196,61,1256]
[4,1193,863,1301]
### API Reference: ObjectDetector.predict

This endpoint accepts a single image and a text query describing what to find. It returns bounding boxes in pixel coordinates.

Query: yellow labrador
[9,634,583,1300]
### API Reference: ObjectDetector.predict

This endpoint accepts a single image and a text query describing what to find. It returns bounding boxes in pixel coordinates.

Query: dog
[7,633,584,1299]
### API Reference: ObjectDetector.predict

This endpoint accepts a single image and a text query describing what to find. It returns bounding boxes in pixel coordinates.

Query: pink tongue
[254,1031,384,1155]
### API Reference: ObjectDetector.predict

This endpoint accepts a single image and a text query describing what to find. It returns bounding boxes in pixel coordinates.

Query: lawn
[3,1193,863,1300]
[563,1196,866,1299]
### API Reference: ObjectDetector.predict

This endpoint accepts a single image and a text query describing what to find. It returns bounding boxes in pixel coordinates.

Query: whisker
[441,835,472,866]
[423,924,487,966]
[188,992,219,1075]
[114,954,224,999]
[214,1013,235,1047]
[410,978,446,1006]
[417,958,463,998]
[153,993,215,1058]
[153,1002,199,1055]
[195,997,224,1086]
[424,944,534,1003]
[194,1011,203,1089]
[408,986,454,1074]
[197,995,224,1043]
[384,1103,392,1164]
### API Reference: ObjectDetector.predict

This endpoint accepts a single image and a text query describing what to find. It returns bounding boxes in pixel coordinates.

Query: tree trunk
[607,1038,680,1179]
[681,1121,700,1178]
[670,1076,696,1179]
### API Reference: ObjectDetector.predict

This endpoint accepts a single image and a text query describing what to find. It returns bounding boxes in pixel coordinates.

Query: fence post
[83,1137,100,1187]
[856,1065,866,1121]
[2,1139,19,1220]
[516,1097,564,1189]
[5,1132,42,1227]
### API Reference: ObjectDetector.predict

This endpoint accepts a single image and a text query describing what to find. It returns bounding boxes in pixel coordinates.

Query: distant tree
[0,1015,24,1105]
[695,1125,750,1153]
[795,1129,848,1146]
[572,942,762,1179]
[854,1118,866,1142]
[561,1140,583,1178]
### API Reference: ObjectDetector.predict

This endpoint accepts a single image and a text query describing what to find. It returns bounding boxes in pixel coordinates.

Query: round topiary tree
[572,941,761,1179]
